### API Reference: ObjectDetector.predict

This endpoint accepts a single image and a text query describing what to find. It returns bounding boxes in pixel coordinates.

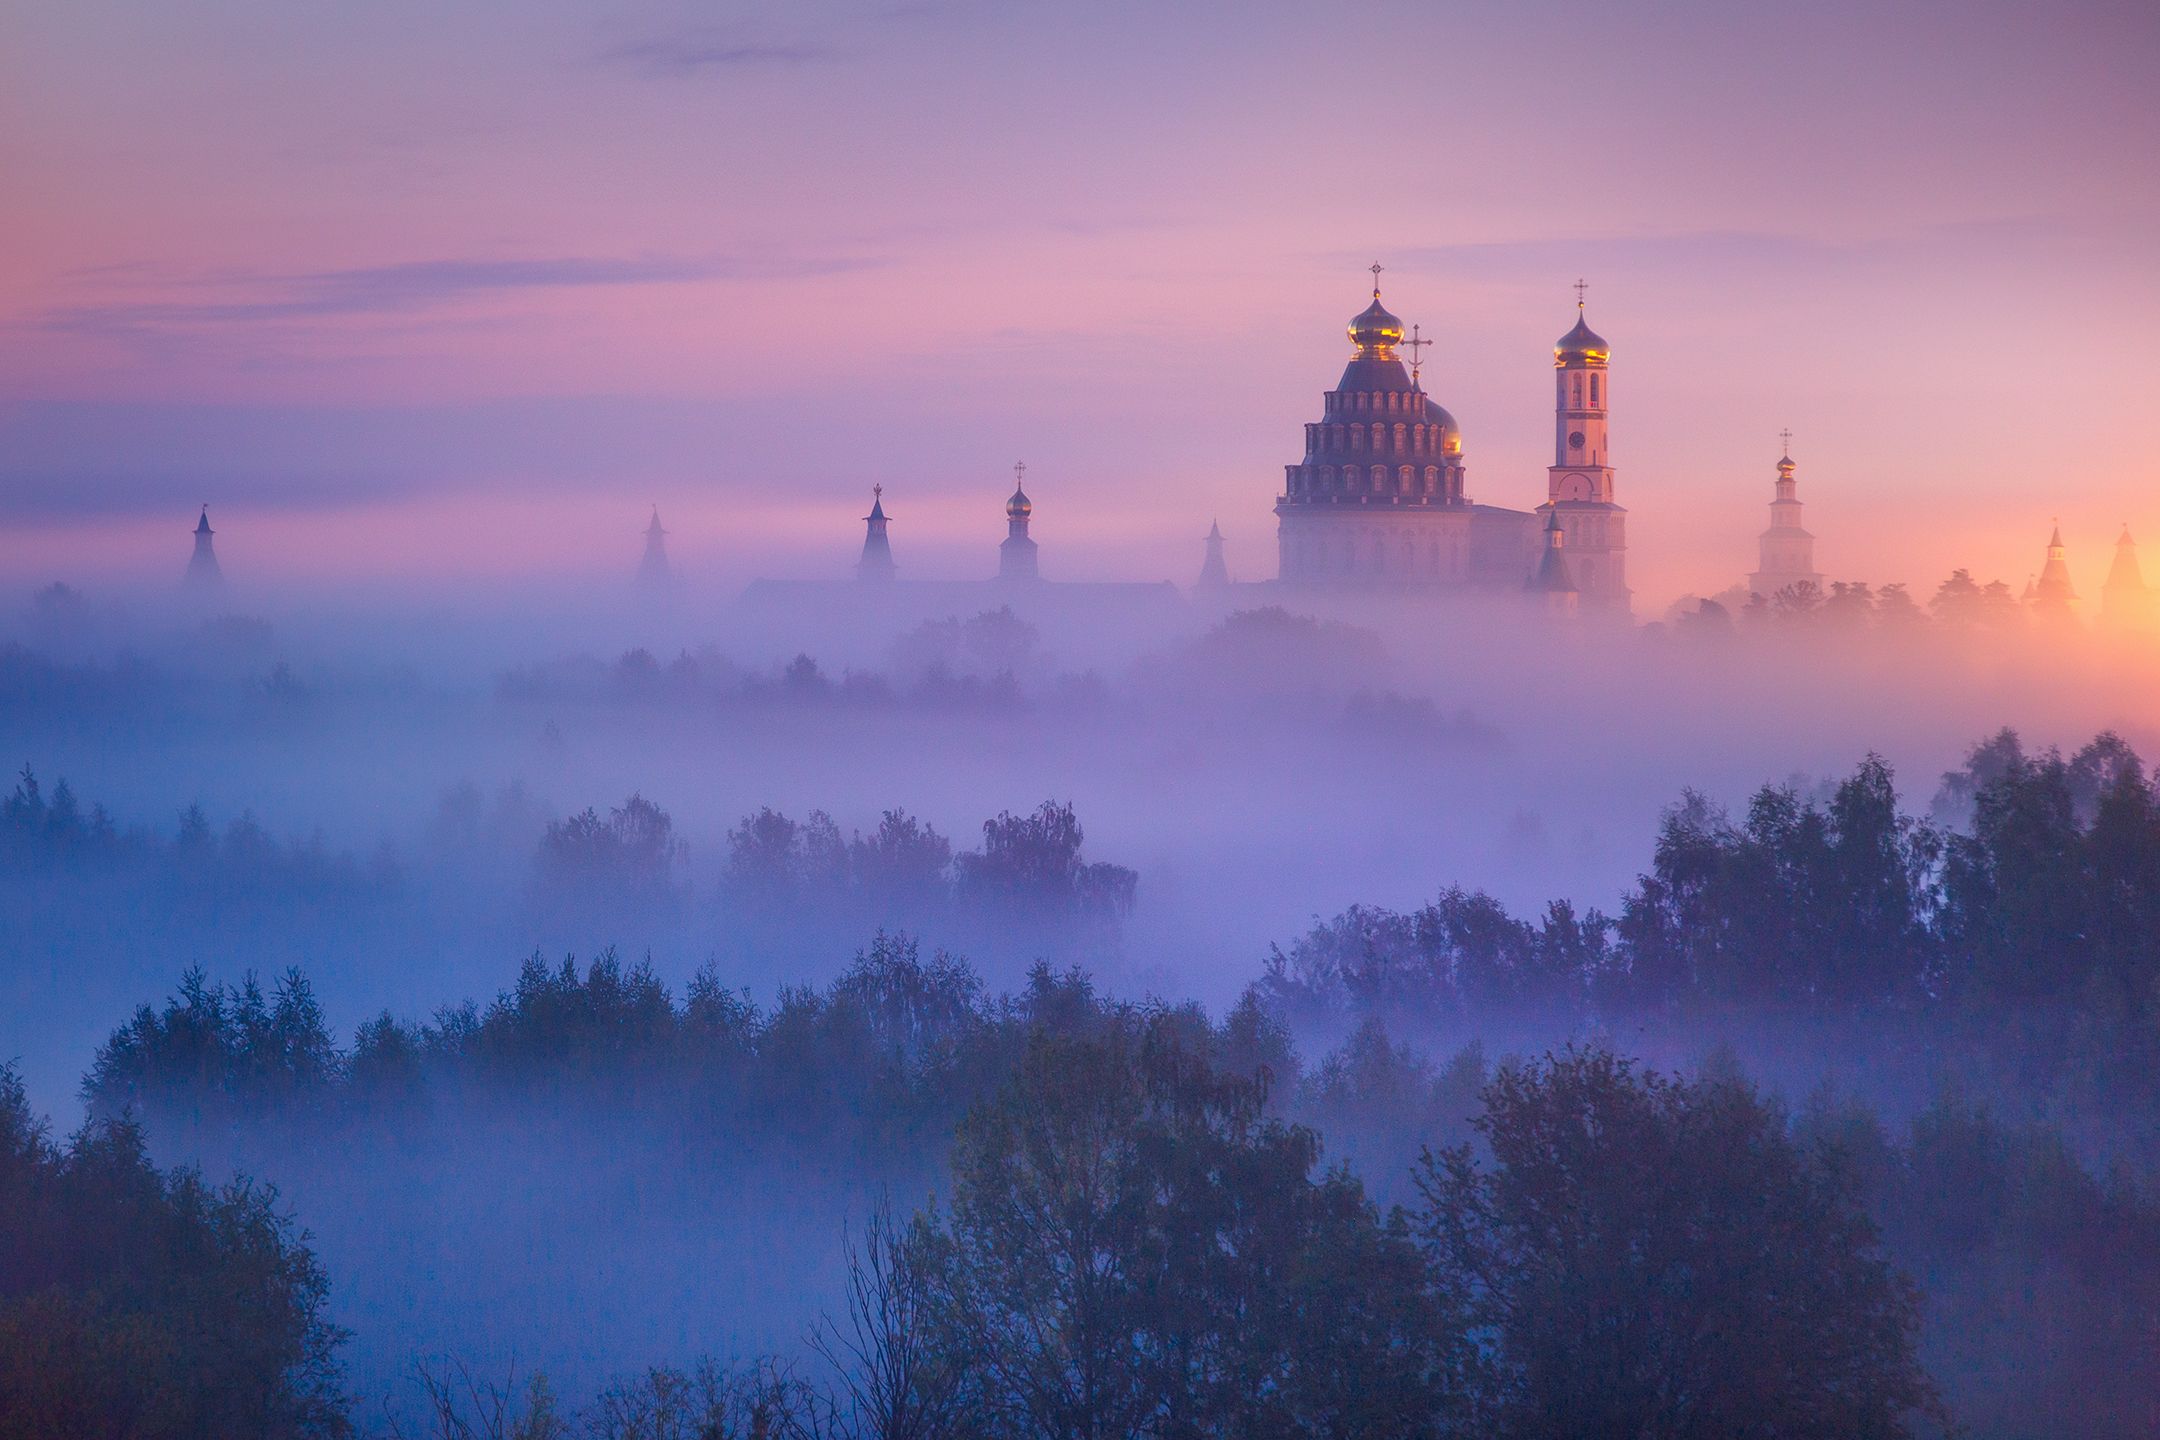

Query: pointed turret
[2030,522,2079,623]
[2102,525,2149,631]
[1526,510,1579,615]
[637,507,671,587]
[1196,520,1229,589]
[998,462,1039,582]
[858,486,895,581]
[186,506,222,587]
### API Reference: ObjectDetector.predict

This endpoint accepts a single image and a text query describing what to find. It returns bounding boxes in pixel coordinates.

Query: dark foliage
[927,1015,1469,1440]
[1255,731,2160,1089]
[1419,1048,1937,1440]
[0,764,393,926]
[0,1064,348,1438]
[717,799,1134,932]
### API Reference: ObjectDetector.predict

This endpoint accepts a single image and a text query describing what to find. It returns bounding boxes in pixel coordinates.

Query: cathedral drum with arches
[1274,275,1629,613]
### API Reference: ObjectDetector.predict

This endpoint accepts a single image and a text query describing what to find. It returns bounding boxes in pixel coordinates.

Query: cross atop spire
[1013,461,1026,489]
[1573,277,1588,311]
[1369,261,1384,298]
[1405,322,1432,389]
[1778,427,1793,457]
[873,483,883,500]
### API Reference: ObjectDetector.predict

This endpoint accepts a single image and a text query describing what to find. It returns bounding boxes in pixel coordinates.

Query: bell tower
[999,462,1039,582]
[1540,282,1629,612]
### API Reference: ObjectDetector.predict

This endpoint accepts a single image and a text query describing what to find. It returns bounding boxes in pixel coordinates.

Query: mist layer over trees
[8,584,2160,1436]
[1,732,2146,1435]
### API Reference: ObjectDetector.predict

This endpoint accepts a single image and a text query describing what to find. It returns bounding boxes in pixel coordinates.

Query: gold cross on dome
[1573,277,1588,310]
[1405,323,1432,387]
[1778,428,1793,455]
[1369,261,1383,296]
[1013,461,1026,488]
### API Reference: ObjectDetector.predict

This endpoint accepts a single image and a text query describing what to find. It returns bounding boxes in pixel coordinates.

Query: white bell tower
[1540,281,1629,613]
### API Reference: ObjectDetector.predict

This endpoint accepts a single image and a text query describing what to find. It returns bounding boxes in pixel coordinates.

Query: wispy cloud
[599,32,837,78]
[30,253,879,341]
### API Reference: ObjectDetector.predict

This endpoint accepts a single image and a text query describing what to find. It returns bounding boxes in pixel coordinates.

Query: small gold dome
[1555,313,1609,366]
[1349,296,1405,358]
[1006,485,1032,521]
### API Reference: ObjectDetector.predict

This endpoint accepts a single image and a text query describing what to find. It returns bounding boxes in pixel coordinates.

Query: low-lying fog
[7,571,2154,1123]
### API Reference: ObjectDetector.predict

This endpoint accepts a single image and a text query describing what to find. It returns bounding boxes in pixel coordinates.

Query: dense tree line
[33,728,2160,1437]
[523,790,1136,953]
[75,933,2160,1436]
[715,800,1136,925]
[3,764,386,895]
[1683,567,2111,633]
[1,764,394,927]
[53,1019,1960,1438]
[1260,731,2160,1063]
[495,607,1079,716]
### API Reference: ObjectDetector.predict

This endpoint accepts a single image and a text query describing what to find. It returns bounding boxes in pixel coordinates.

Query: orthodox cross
[1573,277,1588,310]
[1369,261,1384,296]
[1778,428,1793,456]
[1013,461,1027,490]
[1404,323,1432,388]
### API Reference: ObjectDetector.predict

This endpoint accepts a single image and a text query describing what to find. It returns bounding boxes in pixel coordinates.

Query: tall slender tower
[858,485,895,581]
[2102,526,2150,631]
[1748,435,1823,597]
[186,506,222,587]
[1540,283,1628,612]
[2030,522,2079,623]
[1196,520,1230,589]
[637,507,671,587]
[999,463,1039,581]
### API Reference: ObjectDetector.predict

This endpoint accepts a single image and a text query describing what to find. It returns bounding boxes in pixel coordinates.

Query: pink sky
[4,0,2157,607]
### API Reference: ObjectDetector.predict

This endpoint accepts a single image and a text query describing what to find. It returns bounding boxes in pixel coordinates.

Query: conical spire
[2103,525,2149,630]
[638,506,671,586]
[1196,519,1229,589]
[1527,511,1579,613]
[858,485,895,581]
[186,505,222,587]
[2106,526,2145,591]
[2031,519,2078,621]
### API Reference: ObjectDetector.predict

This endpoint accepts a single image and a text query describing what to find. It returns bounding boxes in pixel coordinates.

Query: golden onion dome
[1006,484,1032,521]
[1554,312,1609,366]
[1349,295,1406,358]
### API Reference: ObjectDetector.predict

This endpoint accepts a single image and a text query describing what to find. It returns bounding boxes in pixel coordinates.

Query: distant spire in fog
[1000,463,1039,582]
[186,505,222,587]
[1527,508,1579,615]
[1748,438,1821,599]
[2030,519,2079,622]
[638,507,670,586]
[2103,525,2151,631]
[858,485,895,581]
[1197,520,1229,589]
